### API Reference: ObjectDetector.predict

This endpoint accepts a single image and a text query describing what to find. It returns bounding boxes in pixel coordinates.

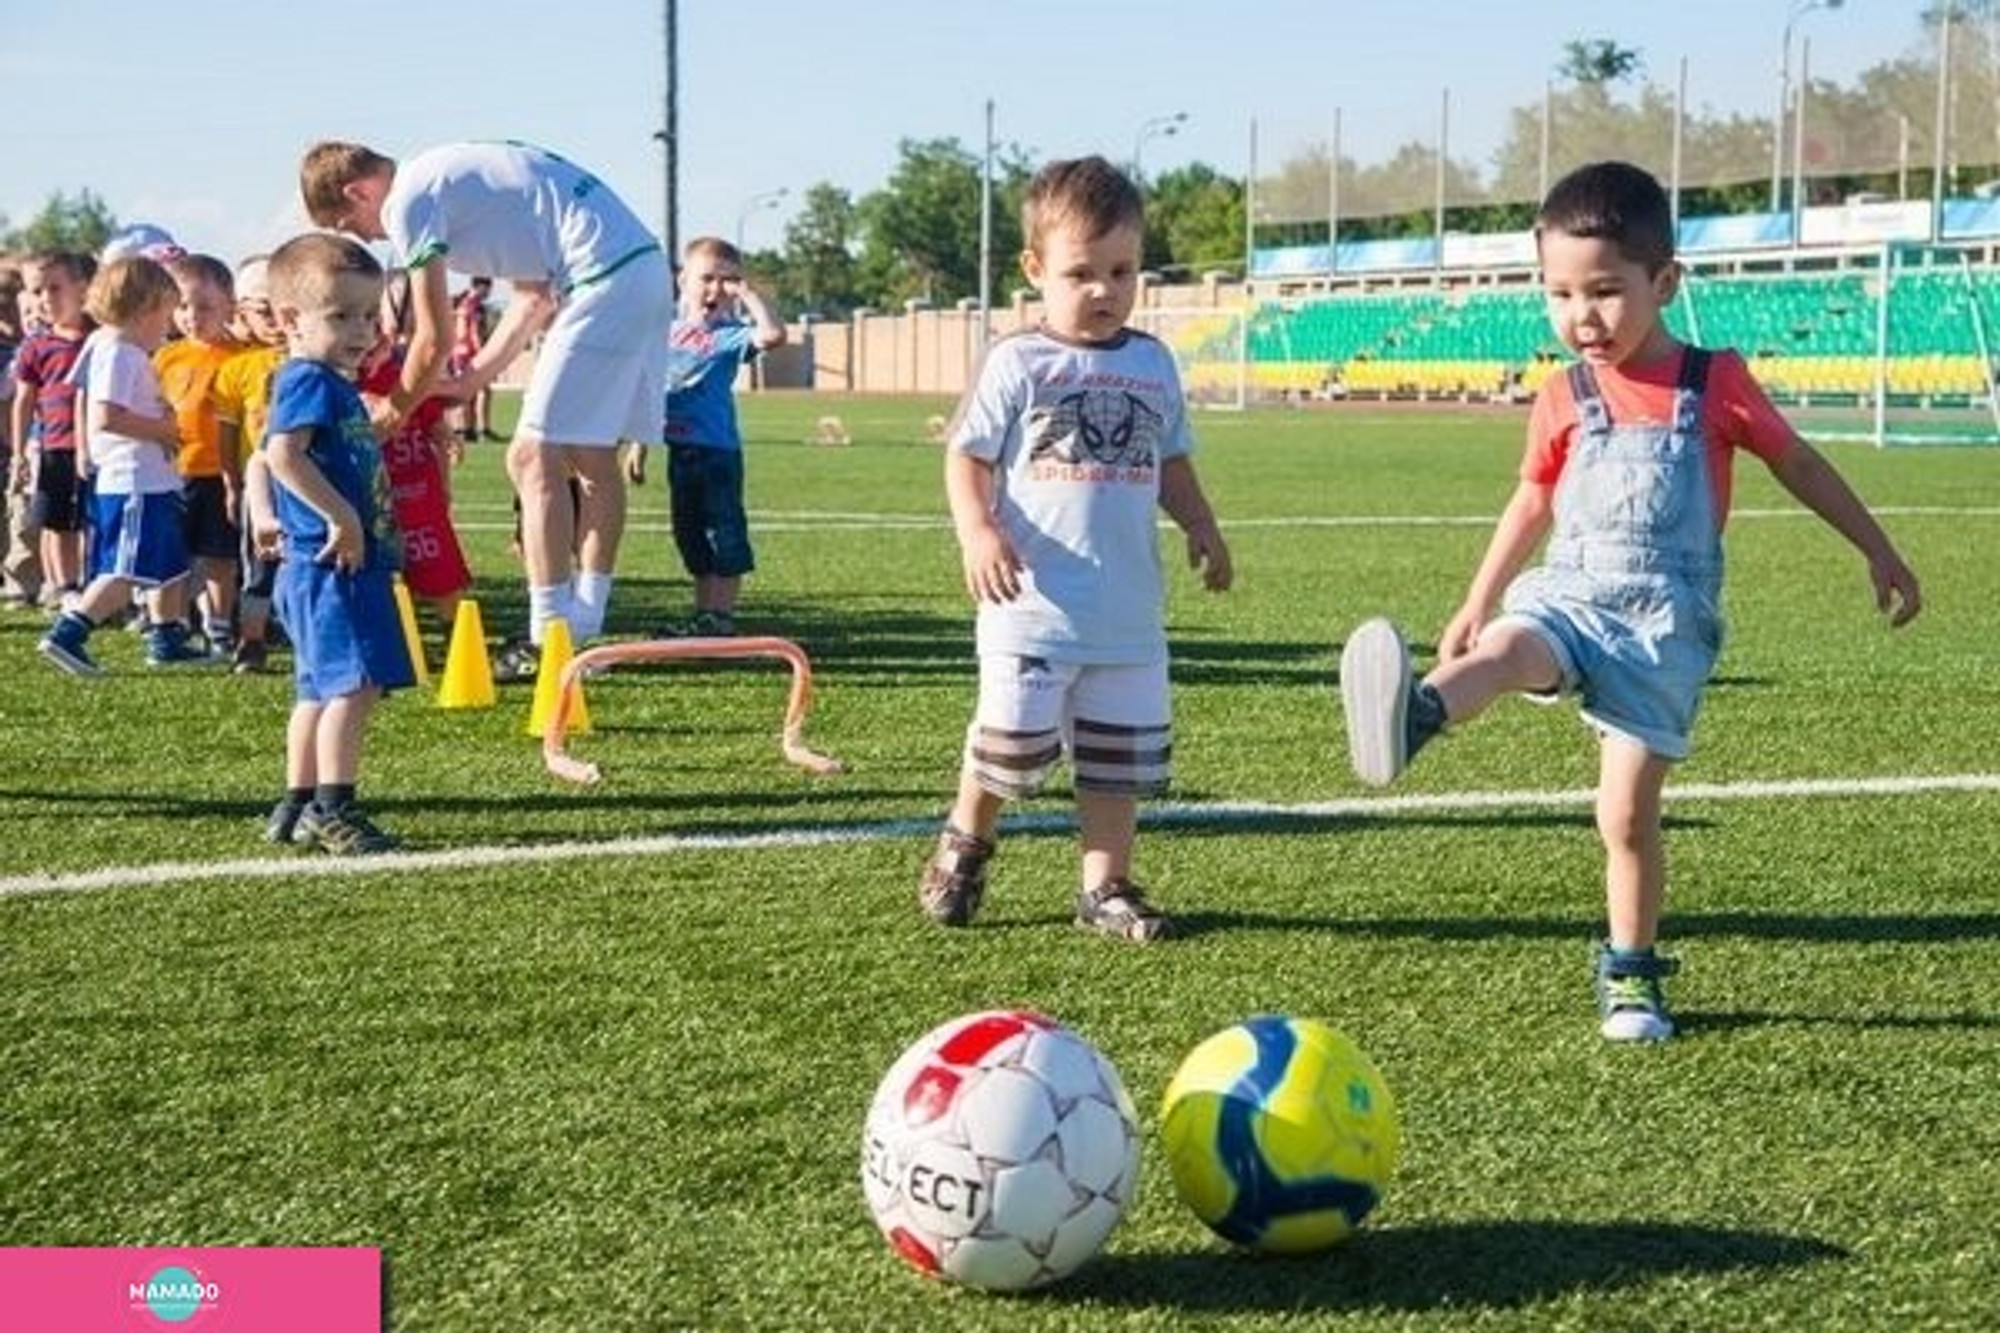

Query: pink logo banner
[0,1247,380,1331]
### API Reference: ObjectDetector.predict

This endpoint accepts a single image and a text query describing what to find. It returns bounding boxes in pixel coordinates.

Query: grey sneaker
[657,610,736,639]
[1341,618,1413,785]
[492,638,539,684]
[1595,945,1681,1042]
[297,802,398,856]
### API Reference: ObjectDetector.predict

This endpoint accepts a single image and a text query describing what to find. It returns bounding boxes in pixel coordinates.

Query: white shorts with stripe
[966,655,1172,799]
[518,248,674,448]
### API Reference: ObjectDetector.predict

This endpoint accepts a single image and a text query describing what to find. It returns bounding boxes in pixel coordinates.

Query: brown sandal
[919,825,995,927]
[1075,878,1173,942]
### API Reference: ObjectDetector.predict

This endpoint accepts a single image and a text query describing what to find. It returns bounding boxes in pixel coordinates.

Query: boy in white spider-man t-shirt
[919,154,1233,944]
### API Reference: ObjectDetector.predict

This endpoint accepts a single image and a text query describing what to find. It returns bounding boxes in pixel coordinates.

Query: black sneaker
[297,803,398,856]
[231,638,270,675]
[264,799,307,846]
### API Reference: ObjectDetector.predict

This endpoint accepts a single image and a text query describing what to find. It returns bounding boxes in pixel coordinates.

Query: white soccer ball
[860,1009,1142,1291]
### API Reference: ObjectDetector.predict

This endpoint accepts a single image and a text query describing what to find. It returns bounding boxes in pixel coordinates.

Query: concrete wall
[499,273,1247,396]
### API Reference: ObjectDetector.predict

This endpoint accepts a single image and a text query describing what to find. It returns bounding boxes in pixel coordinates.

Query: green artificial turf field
[3,392,1994,1330]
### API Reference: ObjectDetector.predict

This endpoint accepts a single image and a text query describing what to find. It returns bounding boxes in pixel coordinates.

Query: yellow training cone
[525,618,591,737]
[392,577,431,687]
[438,598,496,709]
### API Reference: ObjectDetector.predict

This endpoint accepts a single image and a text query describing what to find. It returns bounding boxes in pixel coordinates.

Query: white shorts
[965,655,1172,799]
[518,248,673,448]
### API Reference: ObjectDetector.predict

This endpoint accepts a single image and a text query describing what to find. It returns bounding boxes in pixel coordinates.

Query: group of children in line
[3,149,1928,1042]
[2,237,473,672]
[2,208,790,857]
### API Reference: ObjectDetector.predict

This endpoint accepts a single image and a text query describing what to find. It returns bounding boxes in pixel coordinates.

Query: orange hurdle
[541,636,843,784]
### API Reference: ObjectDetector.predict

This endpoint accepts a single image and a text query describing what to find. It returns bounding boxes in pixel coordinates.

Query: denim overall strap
[1546,350,1721,587]
[1567,361,1611,437]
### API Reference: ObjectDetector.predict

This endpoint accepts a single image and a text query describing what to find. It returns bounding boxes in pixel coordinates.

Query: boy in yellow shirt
[213,254,287,673]
[155,253,244,655]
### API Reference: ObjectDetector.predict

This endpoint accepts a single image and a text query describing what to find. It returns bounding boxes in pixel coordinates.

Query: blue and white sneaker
[145,623,210,667]
[38,613,104,678]
[1595,945,1681,1042]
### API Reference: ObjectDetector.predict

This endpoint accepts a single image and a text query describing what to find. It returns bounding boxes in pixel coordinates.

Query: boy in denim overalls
[1339,161,1922,1042]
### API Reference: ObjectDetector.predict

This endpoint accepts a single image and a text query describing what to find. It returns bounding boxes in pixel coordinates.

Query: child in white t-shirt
[38,256,196,675]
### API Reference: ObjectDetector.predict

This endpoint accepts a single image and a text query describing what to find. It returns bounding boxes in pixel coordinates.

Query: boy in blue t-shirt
[259,233,414,855]
[628,237,786,637]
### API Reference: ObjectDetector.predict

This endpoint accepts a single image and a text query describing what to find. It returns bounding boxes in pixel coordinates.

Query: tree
[854,138,987,308]
[1557,39,1644,87]
[2,190,117,255]
[775,183,865,319]
[1148,164,1244,276]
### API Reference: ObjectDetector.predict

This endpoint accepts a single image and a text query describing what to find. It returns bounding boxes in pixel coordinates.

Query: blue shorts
[87,489,189,587]
[667,444,754,578]
[1497,568,1723,761]
[275,561,415,702]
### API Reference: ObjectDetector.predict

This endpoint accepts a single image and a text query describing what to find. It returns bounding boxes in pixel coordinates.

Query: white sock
[570,571,613,641]
[527,583,573,645]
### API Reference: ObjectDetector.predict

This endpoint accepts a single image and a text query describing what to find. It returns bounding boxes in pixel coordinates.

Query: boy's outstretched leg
[1340,618,1445,785]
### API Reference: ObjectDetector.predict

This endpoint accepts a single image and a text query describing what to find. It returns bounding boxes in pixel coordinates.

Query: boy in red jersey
[1339,162,1922,1043]
[11,252,96,605]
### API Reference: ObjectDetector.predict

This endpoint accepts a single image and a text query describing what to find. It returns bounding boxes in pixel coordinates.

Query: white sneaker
[1340,618,1412,786]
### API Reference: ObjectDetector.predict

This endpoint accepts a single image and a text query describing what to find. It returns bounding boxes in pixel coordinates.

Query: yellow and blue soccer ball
[1160,1015,1399,1253]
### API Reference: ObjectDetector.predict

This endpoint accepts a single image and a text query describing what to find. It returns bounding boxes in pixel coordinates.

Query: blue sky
[6,1,1919,265]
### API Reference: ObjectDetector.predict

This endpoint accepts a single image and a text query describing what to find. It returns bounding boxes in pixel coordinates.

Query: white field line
[3,772,1996,901]
[445,504,2000,536]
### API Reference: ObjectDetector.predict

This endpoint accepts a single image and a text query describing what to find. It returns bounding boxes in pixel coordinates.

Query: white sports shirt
[948,325,1194,665]
[383,141,658,289]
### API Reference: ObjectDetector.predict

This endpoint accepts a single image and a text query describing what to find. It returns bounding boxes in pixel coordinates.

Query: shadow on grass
[1682,1008,2000,1032]
[1159,907,2000,948]
[1064,1219,1846,1313]
[558,588,1335,688]
[0,784,915,828]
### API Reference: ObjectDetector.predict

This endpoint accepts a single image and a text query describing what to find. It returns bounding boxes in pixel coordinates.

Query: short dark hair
[25,250,97,287]
[1021,156,1144,257]
[1535,161,1675,272]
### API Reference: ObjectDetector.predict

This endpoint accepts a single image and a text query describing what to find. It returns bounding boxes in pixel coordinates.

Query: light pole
[1771,0,1844,211]
[734,187,789,252]
[1132,111,1189,183]
[656,0,678,264]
